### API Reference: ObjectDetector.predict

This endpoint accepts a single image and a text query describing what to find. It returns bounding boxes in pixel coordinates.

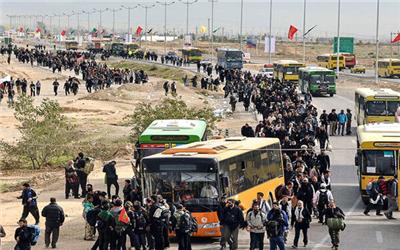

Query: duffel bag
[327,218,344,231]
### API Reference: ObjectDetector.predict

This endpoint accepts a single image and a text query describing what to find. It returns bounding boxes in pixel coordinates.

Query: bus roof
[357,123,400,149]
[319,53,342,57]
[299,66,335,73]
[378,58,400,63]
[143,137,280,162]
[140,119,207,137]
[217,48,242,52]
[355,88,400,99]
[274,60,302,65]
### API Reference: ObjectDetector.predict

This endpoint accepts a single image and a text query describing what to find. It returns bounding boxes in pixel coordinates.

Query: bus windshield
[387,101,400,115]
[188,50,201,56]
[142,157,219,211]
[366,101,386,115]
[392,62,400,66]
[284,67,298,74]
[361,150,397,175]
[226,51,243,62]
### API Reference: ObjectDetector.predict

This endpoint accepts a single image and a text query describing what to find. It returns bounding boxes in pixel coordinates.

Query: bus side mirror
[355,154,359,166]
[221,176,229,188]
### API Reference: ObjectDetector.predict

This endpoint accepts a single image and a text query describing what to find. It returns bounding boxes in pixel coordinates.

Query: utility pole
[179,0,198,36]
[121,5,138,43]
[268,0,272,63]
[375,0,380,84]
[336,0,341,74]
[302,0,307,63]
[239,0,244,51]
[138,4,156,46]
[157,0,175,55]
[110,8,122,35]
[209,0,217,63]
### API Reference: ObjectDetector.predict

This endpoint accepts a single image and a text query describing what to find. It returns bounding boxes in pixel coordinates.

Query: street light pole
[157,1,175,55]
[375,0,380,84]
[302,0,307,63]
[138,4,156,45]
[179,0,198,36]
[121,5,138,43]
[336,0,341,74]
[268,0,272,63]
[209,0,217,63]
[110,8,122,35]
[240,0,243,51]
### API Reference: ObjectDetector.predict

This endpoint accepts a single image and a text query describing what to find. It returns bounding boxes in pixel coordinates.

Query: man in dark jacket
[219,199,244,250]
[103,161,119,198]
[41,197,65,248]
[291,200,312,248]
[14,219,31,250]
[325,201,345,250]
[75,152,88,198]
[18,183,40,225]
[266,202,289,250]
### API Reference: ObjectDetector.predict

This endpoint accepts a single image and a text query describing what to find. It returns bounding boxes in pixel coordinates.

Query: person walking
[313,183,334,224]
[75,153,88,198]
[229,94,237,112]
[82,194,96,241]
[325,201,345,250]
[65,160,79,199]
[29,81,35,96]
[0,224,6,247]
[35,81,41,96]
[266,202,289,250]
[172,204,194,250]
[148,195,169,250]
[291,200,311,249]
[384,175,398,219]
[14,219,32,250]
[327,109,337,136]
[246,202,267,250]
[345,109,352,135]
[18,183,40,225]
[103,161,119,198]
[163,81,169,96]
[53,79,60,96]
[219,199,245,250]
[171,81,177,96]
[41,197,65,248]
[337,110,348,136]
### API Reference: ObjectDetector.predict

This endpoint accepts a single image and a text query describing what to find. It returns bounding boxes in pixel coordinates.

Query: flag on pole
[304,25,317,37]
[101,29,106,34]
[92,27,97,33]
[19,27,24,32]
[213,27,221,33]
[147,28,153,34]
[35,27,41,33]
[288,25,298,40]
[199,25,207,34]
[136,26,143,36]
[61,30,66,36]
[265,36,276,53]
[118,207,130,224]
[391,33,400,43]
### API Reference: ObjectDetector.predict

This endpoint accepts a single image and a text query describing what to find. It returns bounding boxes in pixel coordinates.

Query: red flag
[35,27,41,33]
[288,25,298,40]
[391,33,400,43]
[19,27,24,32]
[118,207,130,224]
[61,30,66,36]
[136,26,143,36]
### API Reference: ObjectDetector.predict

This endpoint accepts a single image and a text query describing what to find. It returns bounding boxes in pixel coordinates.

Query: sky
[1,0,399,40]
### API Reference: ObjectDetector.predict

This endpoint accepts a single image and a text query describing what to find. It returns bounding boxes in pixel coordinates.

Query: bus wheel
[330,94,334,97]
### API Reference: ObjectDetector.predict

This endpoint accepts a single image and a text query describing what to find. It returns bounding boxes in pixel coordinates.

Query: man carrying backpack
[41,197,65,248]
[18,183,40,225]
[110,199,129,250]
[148,195,169,250]
[246,202,267,250]
[266,202,289,250]
[172,204,195,250]
[131,201,148,250]
[325,201,345,250]
[14,219,32,250]
[314,183,334,224]
[384,175,398,220]
[364,177,384,216]
[219,199,245,250]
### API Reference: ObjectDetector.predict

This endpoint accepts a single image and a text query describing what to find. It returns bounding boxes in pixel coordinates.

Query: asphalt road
[169,85,400,249]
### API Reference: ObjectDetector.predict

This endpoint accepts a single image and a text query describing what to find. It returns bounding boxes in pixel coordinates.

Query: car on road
[258,67,274,78]
[350,66,366,74]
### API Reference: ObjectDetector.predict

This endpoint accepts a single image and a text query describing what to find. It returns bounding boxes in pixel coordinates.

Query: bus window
[285,67,297,74]
[366,101,386,115]
[324,74,335,82]
[392,61,400,67]
[361,150,397,176]
[310,75,322,84]
[387,101,400,115]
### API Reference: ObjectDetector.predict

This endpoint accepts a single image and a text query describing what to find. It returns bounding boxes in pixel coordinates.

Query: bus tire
[330,94,334,97]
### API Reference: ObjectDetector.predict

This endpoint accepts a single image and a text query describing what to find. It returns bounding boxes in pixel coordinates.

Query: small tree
[125,98,218,141]
[0,96,76,169]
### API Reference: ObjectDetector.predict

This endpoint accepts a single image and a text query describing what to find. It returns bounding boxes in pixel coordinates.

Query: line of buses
[353,88,400,209]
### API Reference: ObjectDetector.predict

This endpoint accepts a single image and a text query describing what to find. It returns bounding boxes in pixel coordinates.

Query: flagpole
[375,0,380,84]
[156,0,175,55]
[139,4,156,46]
[302,0,307,63]
[209,0,217,63]
[240,0,243,51]
[336,0,341,74]
[268,0,272,63]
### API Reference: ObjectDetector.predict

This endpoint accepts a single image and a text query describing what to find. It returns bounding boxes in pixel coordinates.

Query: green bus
[136,119,208,159]
[299,66,336,97]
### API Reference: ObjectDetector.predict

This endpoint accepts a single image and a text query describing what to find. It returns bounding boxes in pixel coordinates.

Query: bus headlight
[201,223,220,229]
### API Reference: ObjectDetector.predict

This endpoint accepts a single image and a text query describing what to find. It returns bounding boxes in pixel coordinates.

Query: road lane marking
[351,139,357,145]
[376,231,383,243]
[312,196,362,249]
[332,183,358,187]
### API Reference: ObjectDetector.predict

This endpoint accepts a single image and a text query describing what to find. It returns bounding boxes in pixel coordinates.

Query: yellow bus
[141,137,284,237]
[378,58,400,78]
[316,53,345,70]
[273,60,306,82]
[355,123,400,204]
[355,88,400,125]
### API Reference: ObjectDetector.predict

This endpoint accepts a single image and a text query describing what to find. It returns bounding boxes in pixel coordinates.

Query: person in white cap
[314,183,334,224]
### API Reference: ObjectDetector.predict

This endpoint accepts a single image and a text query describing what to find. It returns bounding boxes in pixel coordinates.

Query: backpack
[83,157,94,175]
[86,208,100,227]
[188,215,198,233]
[318,191,329,207]
[366,181,375,196]
[27,225,40,246]
[114,212,129,234]
[135,211,147,231]
[266,220,280,238]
